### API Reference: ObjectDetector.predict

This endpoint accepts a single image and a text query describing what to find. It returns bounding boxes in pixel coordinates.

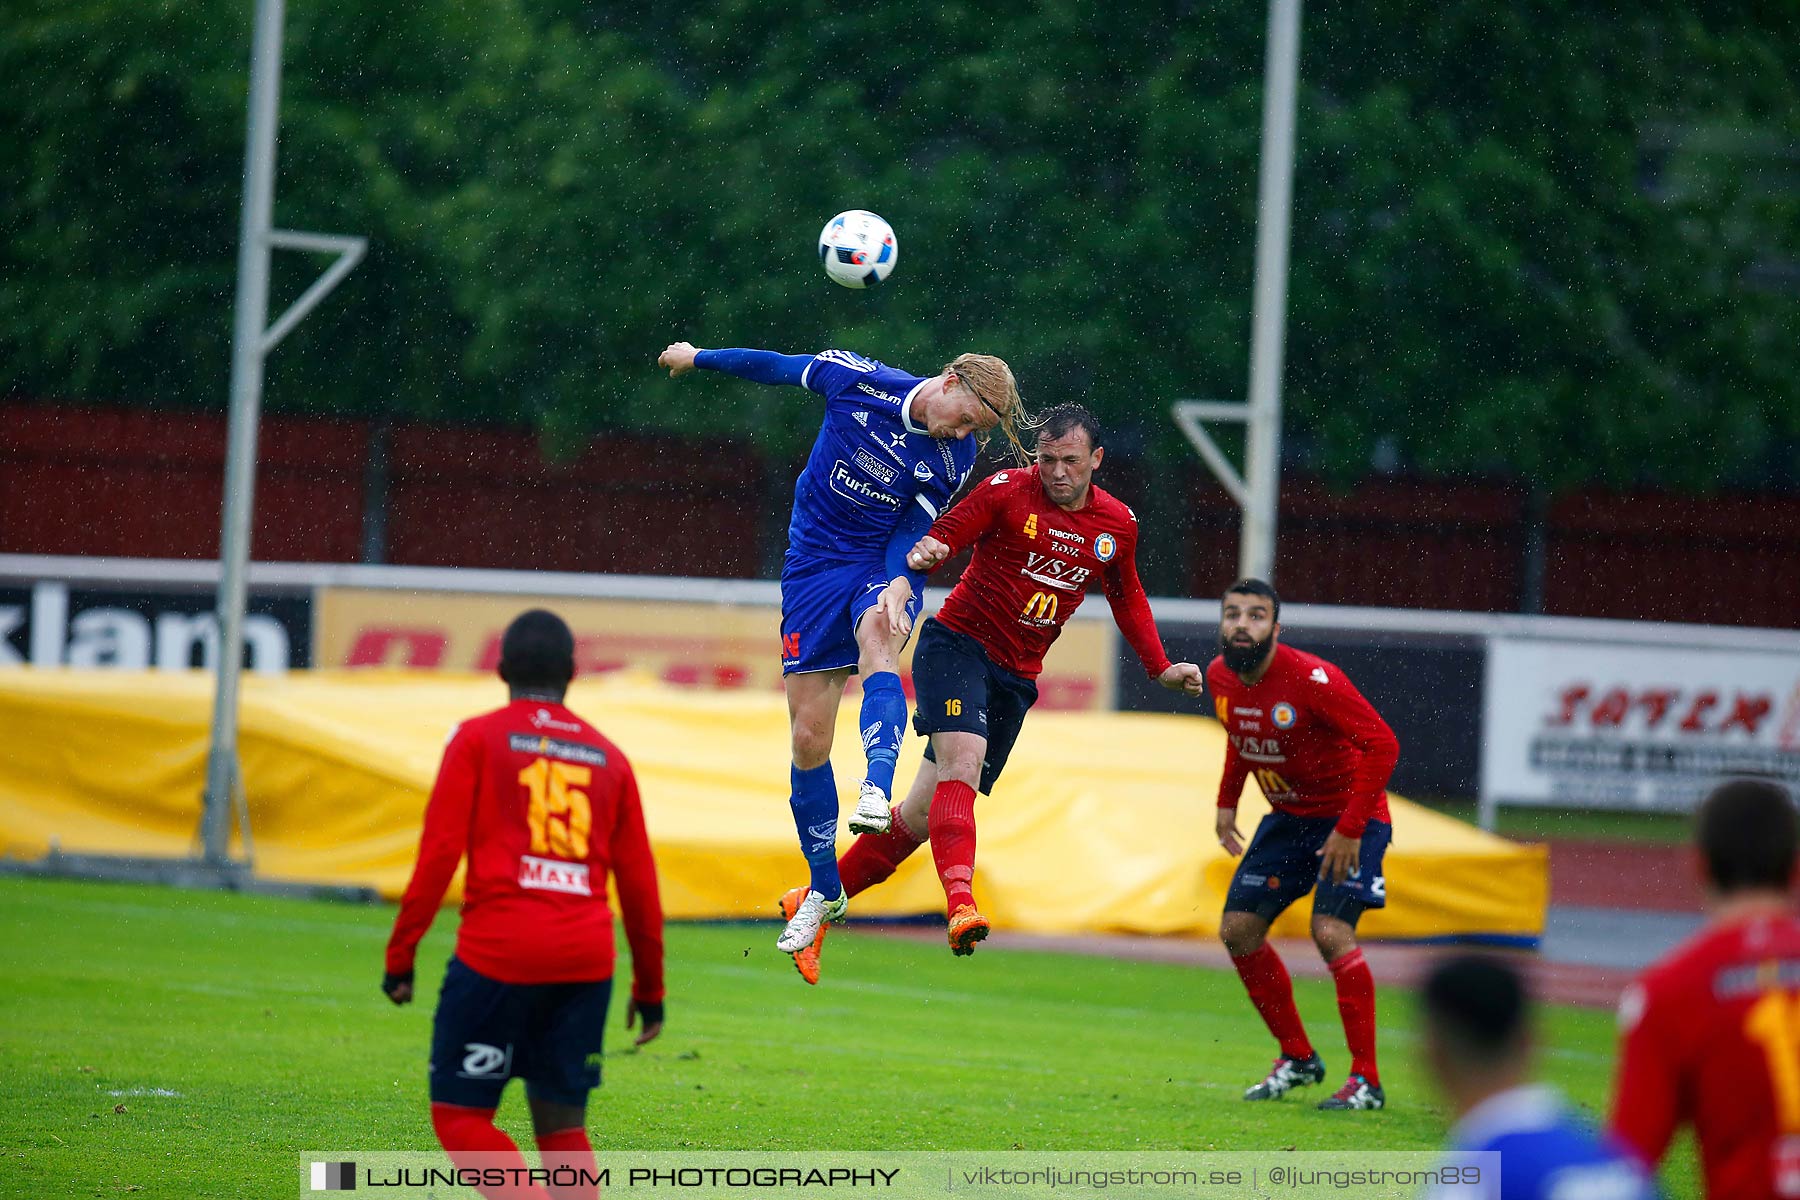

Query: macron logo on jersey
[1310,667,1329,684]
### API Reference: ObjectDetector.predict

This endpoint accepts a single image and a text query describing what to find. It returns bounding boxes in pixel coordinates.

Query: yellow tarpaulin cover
[0,669,1546,940]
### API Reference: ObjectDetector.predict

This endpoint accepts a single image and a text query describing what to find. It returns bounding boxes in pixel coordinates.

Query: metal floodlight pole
[1242,0,1301,583]
[1172,0,1301,585]
[201,0,365,865]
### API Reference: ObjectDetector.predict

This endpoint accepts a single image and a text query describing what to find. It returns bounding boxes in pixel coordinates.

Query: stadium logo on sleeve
[1271,702,1296,729]
[1094,533,1117,562]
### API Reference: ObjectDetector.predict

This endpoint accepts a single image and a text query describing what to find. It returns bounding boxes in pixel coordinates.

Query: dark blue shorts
[1224,812,1392,927]
[911,618,1038,795]
[780,552,922,675]
[428,957,613,1109]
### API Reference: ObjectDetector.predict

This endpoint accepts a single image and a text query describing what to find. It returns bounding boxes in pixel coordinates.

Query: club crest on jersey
[1272,702,1296,729]
[1094,532,1117,562]
[913,460,932,481]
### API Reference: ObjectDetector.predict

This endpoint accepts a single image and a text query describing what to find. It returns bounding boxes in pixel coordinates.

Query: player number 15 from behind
[518,757,592,859]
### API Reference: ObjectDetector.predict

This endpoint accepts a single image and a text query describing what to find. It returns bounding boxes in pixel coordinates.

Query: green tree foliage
[2,0,1794,484]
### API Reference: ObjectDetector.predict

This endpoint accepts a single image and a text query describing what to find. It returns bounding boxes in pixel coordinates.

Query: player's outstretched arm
[660,343,812,386]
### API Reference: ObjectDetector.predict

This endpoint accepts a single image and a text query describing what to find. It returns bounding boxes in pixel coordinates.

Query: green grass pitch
[0,877,1698,1198]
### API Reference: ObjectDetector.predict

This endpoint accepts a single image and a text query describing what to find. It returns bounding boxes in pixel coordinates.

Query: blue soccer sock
[858,671,907,799]
[789,762,843,898]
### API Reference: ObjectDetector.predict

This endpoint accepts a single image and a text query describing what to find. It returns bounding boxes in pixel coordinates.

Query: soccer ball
[818,210,897,289]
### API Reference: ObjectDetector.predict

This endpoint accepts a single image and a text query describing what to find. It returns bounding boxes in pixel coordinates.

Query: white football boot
[847,781,893,835]
[776,887,848,953]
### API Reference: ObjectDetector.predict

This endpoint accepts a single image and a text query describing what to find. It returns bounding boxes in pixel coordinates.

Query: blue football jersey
[787,349,977,561]
[1427,1087,1657,1200]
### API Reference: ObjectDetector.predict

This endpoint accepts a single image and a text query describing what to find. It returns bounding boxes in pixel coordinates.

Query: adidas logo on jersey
[853,411,868,426]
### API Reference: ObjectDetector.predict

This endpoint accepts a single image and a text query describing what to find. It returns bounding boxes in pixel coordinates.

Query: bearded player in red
[383,610,665,1200]
[778,403,1204,982]
[1611,777,1800,1199]
[1208,578,1400,1112]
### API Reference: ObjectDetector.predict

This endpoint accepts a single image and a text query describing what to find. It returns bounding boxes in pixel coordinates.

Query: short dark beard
[1219,632,1273,675]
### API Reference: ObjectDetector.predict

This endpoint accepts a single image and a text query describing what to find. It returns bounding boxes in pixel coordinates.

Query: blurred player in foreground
[1419,955,1654,1200]
[658,339,1030,963]
[1207,578,1400,1111]
[1610,777,1800,1198]
[779,403,1203,981]
[384,610,665,1200]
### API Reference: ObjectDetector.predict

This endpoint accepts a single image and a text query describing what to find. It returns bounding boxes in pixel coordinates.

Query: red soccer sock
[1329,947,1380,1085]
[927,780,978,912]
[535,1125,598,1200]
[430,1103,554,1200]
[1231,944,1314,1061]
[838,804,927,898]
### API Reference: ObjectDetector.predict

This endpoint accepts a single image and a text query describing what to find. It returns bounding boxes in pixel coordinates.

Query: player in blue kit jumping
[657,341,1031,961]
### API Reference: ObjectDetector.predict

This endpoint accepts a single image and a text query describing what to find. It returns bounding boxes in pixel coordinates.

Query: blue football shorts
[779,552,922,675]
[1223,812,1392,927]
[428,957,613,1109]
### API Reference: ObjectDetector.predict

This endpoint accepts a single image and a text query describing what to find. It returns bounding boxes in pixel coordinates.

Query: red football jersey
[1611,911,1800,1199]
[1206,643,1398,837]
[385,698,665,999]
[927,466,1172,680]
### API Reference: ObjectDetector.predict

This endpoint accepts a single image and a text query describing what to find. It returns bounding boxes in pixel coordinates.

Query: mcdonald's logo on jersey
[1021,591,1058,623]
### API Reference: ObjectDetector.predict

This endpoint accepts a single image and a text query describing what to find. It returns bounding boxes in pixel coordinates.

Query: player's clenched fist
[906,535,951,572]
[1158,662,1204,696]
[658,341,699,376]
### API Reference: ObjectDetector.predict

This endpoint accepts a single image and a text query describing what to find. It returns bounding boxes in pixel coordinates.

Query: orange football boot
[778,886,829,985]
[947,904,990,957]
